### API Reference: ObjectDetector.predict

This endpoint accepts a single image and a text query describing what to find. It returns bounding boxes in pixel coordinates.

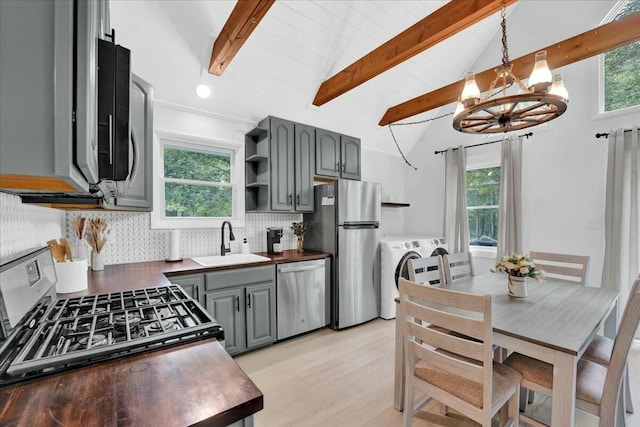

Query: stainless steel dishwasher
[276,258,328,340]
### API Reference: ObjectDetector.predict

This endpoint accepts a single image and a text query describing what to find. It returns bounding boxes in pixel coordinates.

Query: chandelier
[452,1,569,134]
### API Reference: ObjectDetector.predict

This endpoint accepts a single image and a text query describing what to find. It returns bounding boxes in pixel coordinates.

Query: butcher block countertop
[0,249,330,426]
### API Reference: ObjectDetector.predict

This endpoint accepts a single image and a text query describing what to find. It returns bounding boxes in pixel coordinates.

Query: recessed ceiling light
[196,84,211,99]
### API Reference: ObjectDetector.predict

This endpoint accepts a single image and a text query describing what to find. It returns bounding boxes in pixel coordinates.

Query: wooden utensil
[47,239,66,262]
[60,238,74,262]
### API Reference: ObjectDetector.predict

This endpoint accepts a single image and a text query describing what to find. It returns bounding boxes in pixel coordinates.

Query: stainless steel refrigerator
[304,180,381,329]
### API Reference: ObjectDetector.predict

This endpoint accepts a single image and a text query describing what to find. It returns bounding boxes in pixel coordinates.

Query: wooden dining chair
[398,278,521,427]
[407,255,446,287]
[529,251,590,284]
[443,252,474,283]
[504,275,640,427]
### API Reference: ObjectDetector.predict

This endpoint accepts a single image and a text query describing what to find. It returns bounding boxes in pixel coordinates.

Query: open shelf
[246,154,269,163]
[246,182,269,188]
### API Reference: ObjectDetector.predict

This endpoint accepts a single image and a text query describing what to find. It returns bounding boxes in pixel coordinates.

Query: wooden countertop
[1,249,330,426]
[0,339,262,427]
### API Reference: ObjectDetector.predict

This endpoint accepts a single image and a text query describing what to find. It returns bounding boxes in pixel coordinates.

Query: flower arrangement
[86,218,110,254]
[291,222,307,237]
[492,253,545,280]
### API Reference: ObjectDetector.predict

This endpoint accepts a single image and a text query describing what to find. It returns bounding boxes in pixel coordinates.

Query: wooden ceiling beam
[379,11,640,126]
[312,0,517,107]
[208,0,275,76]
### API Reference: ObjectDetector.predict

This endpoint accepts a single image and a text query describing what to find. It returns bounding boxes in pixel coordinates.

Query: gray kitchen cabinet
[168,273,204,304]
[315,129,361,181]
[204,265,276,356]
[228,416,254,427]
[340,135,361,180]
[245,282,277,349]
[105,73,153,210]
[269,117,295,211]
[0,0,98,191]
[206,287,245,355]
[245,117,314,212]
[315,129,341,178]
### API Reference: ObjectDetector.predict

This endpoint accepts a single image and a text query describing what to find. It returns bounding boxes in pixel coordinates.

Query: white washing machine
[380,236,448,319]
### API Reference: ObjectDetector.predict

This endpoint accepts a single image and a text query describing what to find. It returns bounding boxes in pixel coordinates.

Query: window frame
[151,130,245,229]
[594,0,640,118]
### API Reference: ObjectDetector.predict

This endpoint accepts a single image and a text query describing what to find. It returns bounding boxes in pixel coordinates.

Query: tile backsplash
[0,192,66,258]
[65,211,302,266]
[1,192,303,266]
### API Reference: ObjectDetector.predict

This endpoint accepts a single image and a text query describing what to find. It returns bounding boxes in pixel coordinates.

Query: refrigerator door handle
[342,223,379,230]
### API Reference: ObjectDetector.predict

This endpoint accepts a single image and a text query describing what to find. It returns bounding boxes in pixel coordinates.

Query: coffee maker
[267,228,283,254]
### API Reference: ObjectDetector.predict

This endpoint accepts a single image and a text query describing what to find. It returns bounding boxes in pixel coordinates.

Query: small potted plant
[291,222,307,253]
[492,253,544,297]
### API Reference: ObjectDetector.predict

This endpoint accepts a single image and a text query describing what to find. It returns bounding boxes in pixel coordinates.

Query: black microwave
[97,38,130,181]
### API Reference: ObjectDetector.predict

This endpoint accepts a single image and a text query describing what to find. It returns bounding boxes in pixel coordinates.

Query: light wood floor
[235,319,640,427]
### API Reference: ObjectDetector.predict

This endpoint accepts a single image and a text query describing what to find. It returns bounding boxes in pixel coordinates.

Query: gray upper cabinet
[315,129,341,178]
[106,73,153,210]
[245,116,315,212]
[315,129,361,181]
[293,124,315,212]
[269,118,295,211]
[340,135,361,180]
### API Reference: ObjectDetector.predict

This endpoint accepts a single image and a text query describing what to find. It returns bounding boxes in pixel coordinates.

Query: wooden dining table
[394,273,620,427]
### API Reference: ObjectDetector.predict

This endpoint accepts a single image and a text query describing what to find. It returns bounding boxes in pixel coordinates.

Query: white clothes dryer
[380,236,448,319]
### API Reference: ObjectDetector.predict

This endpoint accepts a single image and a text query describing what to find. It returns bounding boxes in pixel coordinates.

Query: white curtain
[602,126,639,329]
[496,134,523,257]
[444,146,469,253]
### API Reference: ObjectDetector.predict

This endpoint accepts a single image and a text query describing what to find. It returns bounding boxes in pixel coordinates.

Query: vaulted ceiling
[110,1,626,156]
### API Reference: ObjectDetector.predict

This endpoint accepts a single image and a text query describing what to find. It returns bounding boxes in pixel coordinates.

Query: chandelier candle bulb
[461,71,481,107]
[528,51,553,92]
[550,73,569,100]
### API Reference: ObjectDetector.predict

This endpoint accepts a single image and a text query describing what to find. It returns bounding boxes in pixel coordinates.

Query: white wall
[361,148,407,236]
[403,1,639,285]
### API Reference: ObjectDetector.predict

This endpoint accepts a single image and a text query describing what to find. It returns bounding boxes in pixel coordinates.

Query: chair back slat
[600,276,640,424]
[529,251,590,285]
[407,319,485,362]
[408,256,445,287]
[443,252,474,283]
[406,299,485,340]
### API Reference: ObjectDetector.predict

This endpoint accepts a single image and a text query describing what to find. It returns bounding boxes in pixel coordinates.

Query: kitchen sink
[191,253,272,267]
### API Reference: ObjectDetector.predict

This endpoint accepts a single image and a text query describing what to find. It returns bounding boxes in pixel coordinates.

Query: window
[602,0,640,112]
[163,144,232,217]
[152,134,244,229]
[466,166,500,247]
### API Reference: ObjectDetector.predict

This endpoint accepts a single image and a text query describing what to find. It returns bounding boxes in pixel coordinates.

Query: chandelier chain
[500,1,510,66]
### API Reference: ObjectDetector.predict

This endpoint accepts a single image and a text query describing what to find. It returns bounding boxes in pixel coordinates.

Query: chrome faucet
[220,221,235,256]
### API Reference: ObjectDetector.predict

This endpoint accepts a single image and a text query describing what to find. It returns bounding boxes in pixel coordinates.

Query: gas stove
[0,247,223,386]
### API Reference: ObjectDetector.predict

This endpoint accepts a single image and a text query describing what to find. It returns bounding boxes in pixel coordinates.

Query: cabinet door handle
[247,293,251,308]
[335,162,340,172]
[108,114,114,165]
[342,163,345,173]
[296,194,300,205]
[235,295,240,312]
[288,194,293,206]
[194,285,199,301]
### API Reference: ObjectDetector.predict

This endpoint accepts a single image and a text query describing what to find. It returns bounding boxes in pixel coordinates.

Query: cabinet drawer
[205,265,274,291]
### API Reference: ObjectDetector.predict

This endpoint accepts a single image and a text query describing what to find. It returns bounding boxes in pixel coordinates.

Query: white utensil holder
[55,259,89,293]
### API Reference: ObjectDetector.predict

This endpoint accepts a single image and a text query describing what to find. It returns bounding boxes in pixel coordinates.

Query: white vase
[508,275,528,297]
[91,251,105,271]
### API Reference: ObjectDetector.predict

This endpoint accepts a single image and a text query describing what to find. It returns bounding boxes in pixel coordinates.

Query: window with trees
[602,0,640,112]
[467,166,500,247]
[162,144,233,218]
